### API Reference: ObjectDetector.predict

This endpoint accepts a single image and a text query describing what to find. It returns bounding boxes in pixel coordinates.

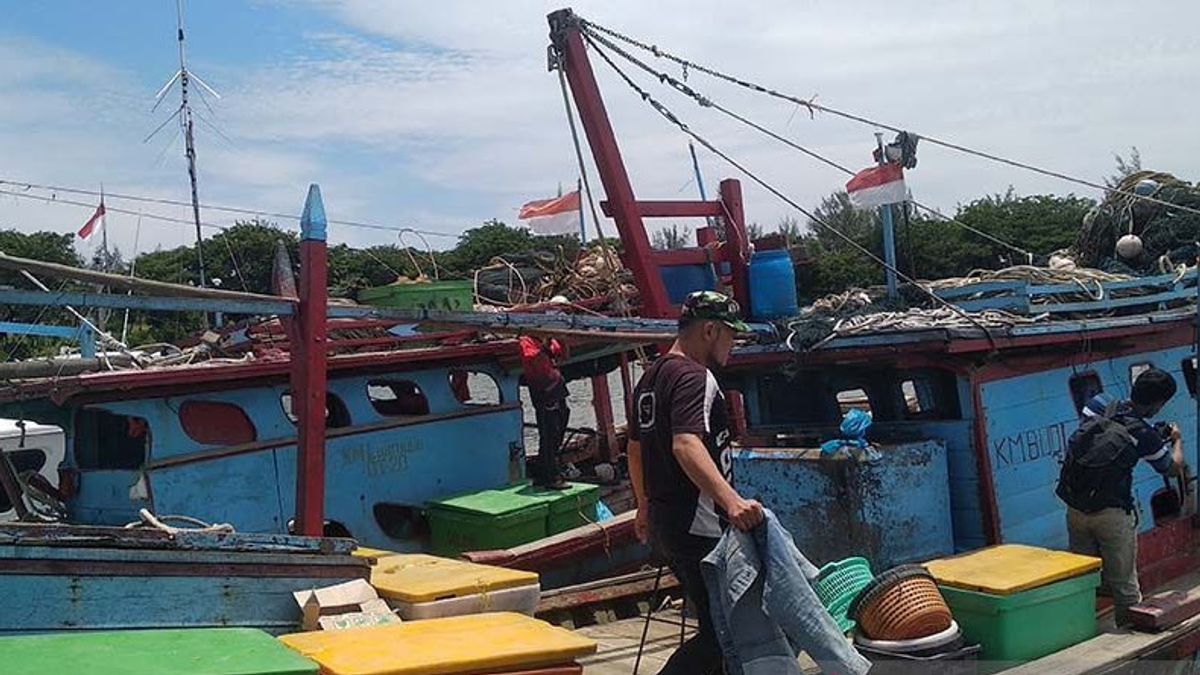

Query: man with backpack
[1056,368,1185,625]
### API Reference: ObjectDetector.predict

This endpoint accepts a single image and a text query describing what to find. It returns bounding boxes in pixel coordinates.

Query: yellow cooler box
[279,612,596,675]
[370,554,541,620]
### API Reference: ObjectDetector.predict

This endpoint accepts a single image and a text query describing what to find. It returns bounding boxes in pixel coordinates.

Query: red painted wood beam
[590,374,617,462]
[719,179,751,312]
[293,185,329,537]
[970,374,1003,545]
[600,200,724,219]
[549,11,671,318]
[618,352,634,424]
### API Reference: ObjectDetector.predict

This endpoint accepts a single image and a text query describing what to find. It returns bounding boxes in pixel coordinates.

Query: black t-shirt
[629,354,733,551]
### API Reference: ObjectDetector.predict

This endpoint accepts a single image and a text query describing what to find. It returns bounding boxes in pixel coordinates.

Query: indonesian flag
[845,163,906,210]
[76,200,105,239]
[518,190,581,236]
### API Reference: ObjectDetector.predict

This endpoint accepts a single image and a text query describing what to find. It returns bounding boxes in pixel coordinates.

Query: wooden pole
[293,184,328,537]
[719,179,751,311]
[591,374,618,462]
[0,251,291,304]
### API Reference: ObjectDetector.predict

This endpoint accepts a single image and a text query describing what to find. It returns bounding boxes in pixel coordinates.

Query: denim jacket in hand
[700,509,871,675]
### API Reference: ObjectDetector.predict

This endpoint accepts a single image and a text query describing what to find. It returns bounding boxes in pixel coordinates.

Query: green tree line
[0,188,1096,353]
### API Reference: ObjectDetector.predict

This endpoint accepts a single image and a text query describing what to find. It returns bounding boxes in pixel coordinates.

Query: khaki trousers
[1066,506,1140,624]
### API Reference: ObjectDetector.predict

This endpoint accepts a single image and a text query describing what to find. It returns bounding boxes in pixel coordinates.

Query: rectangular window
[836,388,872,415]
[1068,371,1103,416]
[74,410,149,470]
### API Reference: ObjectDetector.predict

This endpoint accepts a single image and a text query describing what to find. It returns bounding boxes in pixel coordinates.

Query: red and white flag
[76,200,106,239]
[518,190,581,236]
[845,163,906,210]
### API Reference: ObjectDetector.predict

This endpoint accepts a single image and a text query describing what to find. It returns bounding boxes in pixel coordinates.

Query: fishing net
[1071,171,1200,273]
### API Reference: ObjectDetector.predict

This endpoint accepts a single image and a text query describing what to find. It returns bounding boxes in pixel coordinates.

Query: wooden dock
[574,572,1200,674]
[574,606,821,674]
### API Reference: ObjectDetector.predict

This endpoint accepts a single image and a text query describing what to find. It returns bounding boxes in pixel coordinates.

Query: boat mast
[152,0,220,325]
[176,0,206,296]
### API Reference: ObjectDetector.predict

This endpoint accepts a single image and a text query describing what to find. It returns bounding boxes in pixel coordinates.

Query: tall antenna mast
[151,0,221,320]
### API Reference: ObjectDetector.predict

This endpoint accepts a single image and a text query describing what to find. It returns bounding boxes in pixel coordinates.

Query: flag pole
[577,178,586,244]
[875,133,899,300]
[99,184,111,330]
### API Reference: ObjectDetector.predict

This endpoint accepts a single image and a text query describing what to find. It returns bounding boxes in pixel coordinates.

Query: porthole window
[281,391,352,428]
[1068,371,1103,416]
[448,369,502,406]
[368,380,430,416]
[179,401,256,445]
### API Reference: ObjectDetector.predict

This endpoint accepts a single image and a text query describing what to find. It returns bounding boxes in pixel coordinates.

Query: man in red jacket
[520,334,570,490]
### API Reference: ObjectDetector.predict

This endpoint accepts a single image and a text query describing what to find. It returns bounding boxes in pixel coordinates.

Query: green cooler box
[427,487,549,556]
[925,544,1102,663]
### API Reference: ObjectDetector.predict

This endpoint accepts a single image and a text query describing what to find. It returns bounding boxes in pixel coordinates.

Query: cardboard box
[292,579,401,631]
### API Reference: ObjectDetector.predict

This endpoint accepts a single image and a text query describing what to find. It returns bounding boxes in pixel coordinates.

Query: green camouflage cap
[681,290,750,333]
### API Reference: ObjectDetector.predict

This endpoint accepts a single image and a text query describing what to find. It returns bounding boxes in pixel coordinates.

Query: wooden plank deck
[574,573,1200,674]
[1005,573,1200,674]
[575,606,821,674]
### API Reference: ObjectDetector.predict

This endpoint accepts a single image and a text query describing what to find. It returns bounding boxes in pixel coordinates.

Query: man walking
[1056,368,1185,625]
[627,291,765,674]
[520,335,570,490]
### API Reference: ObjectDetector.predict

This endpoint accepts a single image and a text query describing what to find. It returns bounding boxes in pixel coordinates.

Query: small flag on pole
[77,199,106,239]
[518,190,582,236]
[845,163,906,210]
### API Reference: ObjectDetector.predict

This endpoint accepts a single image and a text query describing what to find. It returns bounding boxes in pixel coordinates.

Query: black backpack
[1056,402,1141,513]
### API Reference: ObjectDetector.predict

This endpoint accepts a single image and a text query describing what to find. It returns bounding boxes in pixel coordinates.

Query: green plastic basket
[815,557,874,607]
[826,595,858,634]
[814,557,874,634]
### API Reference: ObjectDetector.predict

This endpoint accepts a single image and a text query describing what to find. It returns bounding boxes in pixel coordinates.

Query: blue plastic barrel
[660,264,717,305]
[748,249,798,320]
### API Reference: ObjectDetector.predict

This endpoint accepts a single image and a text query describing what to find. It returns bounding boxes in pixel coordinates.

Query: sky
[0,0,1197,260]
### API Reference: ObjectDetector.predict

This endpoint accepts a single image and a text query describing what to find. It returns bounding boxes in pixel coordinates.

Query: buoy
[1116,234,1144,259]
[1134,179,1159,196]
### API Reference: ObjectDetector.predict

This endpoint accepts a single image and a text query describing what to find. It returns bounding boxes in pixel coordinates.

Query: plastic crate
[541,483,601,534]
[358,280,474,312]
[937,571,1099,663]
[427,492,548,557]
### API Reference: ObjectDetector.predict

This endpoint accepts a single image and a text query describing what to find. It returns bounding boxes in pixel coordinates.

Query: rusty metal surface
[734,441,953,569]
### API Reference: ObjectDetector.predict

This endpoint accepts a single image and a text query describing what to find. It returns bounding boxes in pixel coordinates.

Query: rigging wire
[583,28,1037,263]
[0,178,457,239]
[0,187,226,231]
[555,63,617,266]
[580,18,1200,219]
[554,56,648,361]
[581,32,997,343]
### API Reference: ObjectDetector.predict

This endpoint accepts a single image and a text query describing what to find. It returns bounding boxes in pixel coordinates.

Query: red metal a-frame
[548,9,751,319]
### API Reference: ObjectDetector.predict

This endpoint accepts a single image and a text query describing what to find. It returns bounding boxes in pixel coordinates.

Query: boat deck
[574,607,819,674]
[1009,570,1200,675]
[575,571,1200,674]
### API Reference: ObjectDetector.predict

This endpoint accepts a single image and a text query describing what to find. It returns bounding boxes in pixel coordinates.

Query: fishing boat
[537,10,1200,671]
[0,7,1197,670]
